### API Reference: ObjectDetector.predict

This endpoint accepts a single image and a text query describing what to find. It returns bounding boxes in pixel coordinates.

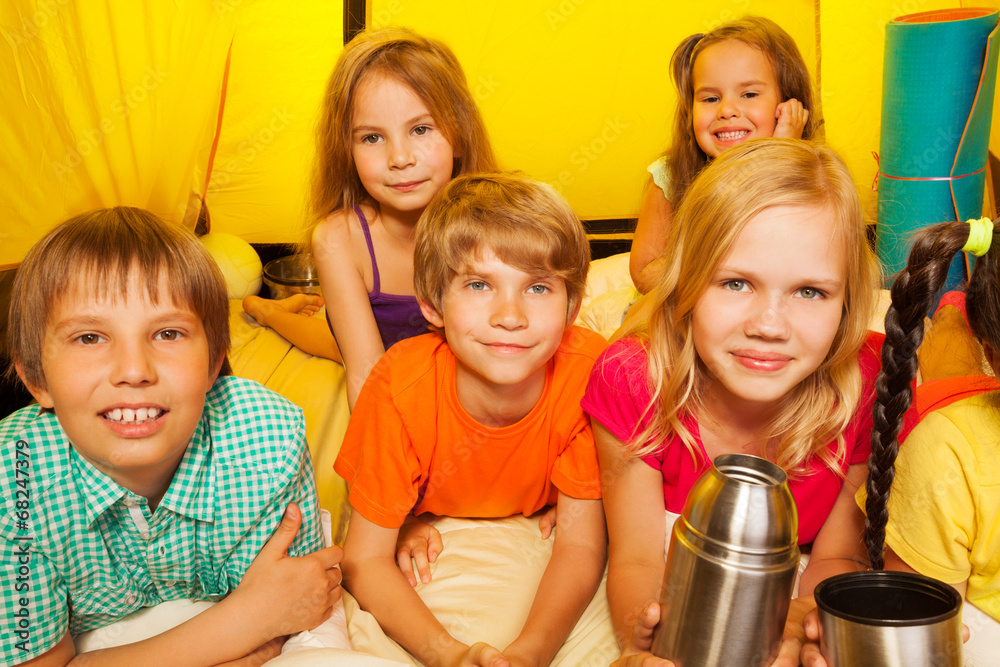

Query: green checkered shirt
[0,376,323,663]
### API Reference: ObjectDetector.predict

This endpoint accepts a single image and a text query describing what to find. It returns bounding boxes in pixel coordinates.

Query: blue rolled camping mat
[877,8,1000,286]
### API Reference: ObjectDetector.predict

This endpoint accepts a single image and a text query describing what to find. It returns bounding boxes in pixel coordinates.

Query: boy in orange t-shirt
[336,173,608,667]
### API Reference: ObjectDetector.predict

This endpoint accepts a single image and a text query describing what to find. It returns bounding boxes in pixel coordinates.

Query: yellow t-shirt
[858,393,1000,620]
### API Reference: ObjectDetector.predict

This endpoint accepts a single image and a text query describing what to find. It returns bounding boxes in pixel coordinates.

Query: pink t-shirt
[582,331,911,544]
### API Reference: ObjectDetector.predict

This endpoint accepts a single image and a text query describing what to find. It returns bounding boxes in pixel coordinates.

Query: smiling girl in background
[629,16,814,293]
[243,27,497,407]
[586,139,915,667]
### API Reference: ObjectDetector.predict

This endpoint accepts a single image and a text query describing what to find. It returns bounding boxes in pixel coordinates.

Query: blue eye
[468,281,487,291]
[528,284,549,295]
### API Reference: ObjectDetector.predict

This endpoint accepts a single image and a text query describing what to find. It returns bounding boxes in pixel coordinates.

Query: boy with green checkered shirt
[1,208,343,665]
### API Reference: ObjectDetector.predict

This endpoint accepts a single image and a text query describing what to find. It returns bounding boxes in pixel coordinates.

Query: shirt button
[158,546,166,555]
[139,531,150,540]
[124,592,137,605]
[123,497,138,507]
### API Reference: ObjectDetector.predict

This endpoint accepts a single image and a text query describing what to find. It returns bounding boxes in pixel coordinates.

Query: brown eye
[155,329,182,341]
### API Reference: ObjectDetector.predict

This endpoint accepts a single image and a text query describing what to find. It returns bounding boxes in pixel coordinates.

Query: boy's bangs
[51,233,198,312]
[60,262,184,311]
[453,225,566,279]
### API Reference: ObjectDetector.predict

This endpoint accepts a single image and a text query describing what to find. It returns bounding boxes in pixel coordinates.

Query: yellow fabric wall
[0,1,235,268]
[368,0,815,219]
[371,0,997,224]
[202,2,341,245]
[0,0,340,267]
[2,1,998,266]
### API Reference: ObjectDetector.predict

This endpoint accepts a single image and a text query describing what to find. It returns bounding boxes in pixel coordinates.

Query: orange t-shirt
[335,328,607,528]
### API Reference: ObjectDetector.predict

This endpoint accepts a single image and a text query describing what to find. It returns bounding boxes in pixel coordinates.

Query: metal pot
[262,254,322,300]
[651,453,800,666]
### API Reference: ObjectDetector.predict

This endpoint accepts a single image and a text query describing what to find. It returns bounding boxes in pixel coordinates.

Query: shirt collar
[71,449,128,527]
[157,411,215,522]
[72,410,215,526]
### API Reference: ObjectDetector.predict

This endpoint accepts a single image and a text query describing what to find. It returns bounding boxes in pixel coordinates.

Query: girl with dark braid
[856,217,1000,650]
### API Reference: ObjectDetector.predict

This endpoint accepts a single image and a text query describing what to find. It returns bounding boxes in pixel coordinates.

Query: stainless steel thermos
[651,453,800,666]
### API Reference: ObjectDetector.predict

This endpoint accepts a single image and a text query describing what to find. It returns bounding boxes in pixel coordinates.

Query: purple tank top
[326,207,429,351]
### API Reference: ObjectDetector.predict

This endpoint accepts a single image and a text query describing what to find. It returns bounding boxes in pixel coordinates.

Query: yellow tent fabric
[370,0,999,224]
[201,2,342,245]
[4,0,1000,266]
[0,1,340,268]
[0,1,235,268]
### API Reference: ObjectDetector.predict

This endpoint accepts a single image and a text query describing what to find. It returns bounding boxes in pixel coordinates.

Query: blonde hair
[414,172,590,321]
[305,27,497,246]
[8,207,230,390]
[628,139,877,476]
[667,15,816,204]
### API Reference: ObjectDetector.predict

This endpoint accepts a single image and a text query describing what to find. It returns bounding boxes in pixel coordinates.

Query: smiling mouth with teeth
[103,407,162,424]
[716,130,750,141]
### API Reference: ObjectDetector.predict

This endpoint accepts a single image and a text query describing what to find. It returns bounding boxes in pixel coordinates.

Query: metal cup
[651,454,800,666]
[815,571,964,667]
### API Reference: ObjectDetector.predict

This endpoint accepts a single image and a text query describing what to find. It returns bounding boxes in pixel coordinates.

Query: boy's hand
[537,505,558,540]
[452,641,509,667]
[773,99,809,140]
[215,635,286,666]
[238,503,344,638]
[613,602,674,667]
[396,515,443,585]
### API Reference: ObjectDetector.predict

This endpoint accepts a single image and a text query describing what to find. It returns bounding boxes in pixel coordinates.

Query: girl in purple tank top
[242,28,497,410]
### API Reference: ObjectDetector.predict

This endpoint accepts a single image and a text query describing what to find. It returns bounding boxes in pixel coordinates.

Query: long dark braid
[865,221,974,570]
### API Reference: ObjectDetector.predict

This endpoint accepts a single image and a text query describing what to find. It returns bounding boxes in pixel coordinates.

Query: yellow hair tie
[962,217,994,256]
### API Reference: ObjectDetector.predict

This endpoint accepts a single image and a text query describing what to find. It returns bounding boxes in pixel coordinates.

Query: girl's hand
[537,505,558,540]
[773,99,809,139]
[613,603,675,667]
[396,515,443,585]
[800,606,828,667]
[769,595,817,667]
